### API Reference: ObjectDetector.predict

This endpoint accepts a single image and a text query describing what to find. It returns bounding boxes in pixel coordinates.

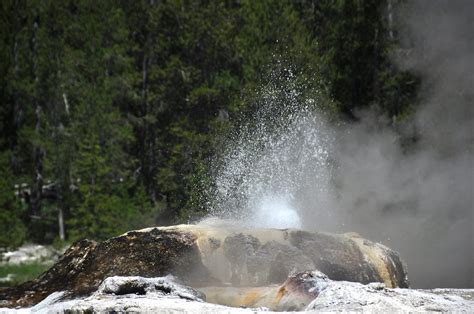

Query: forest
[0,0,419,247]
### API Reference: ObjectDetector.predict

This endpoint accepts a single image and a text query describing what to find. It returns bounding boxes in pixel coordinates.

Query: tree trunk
[58,207,65,241]
[141,47,157,204]
[30,15,43,216]
[387,0,394,41]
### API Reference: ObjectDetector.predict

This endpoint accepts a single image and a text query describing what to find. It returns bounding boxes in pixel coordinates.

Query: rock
[21,276,259,314]
[0,275,16,285]
[0,245,60,265]
[23,292,258,314]
[201,271,329,311]
[0,222,409,308]
[9,273,470,313]
[289,230,408,288]
[0,229,212,308]
[223,233,261,285]
[202,270,473,312]
[253,241,316,284]
[305,277,474,312]
[96,276,205,301]
[191,222,409,288]
[273,271,329,310]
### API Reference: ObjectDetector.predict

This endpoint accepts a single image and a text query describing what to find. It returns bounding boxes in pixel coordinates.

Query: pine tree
[299,0,419,119]
[0,152,26,249]
[60,1,150,240]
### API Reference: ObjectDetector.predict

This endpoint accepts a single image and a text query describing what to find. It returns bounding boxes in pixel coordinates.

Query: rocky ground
[0,224,410,308]
[1,274,472,313]
[0,245,60,266]
[0,224,472,312]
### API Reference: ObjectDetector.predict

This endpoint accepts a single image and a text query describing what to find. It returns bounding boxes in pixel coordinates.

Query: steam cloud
[208,1,473,288]
[302,0,473,288]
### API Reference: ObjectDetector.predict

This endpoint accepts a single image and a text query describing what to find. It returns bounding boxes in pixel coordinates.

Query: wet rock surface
[192,222,409,288]
[200,271,330,311]
[291,231,379,284]
[0,223,409,308]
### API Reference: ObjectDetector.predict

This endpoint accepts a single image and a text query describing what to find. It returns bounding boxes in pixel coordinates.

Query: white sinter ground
[2,275,472,313]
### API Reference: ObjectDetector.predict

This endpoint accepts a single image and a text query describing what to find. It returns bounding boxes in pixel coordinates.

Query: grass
[0,262,51,288]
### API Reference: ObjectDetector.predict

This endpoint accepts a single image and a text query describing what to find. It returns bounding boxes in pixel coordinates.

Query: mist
[301,0,473,288]
[208,1,473,289]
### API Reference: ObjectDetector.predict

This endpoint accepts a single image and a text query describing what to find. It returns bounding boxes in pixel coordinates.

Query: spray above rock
[203,1,473,287]
[207,66,334,229]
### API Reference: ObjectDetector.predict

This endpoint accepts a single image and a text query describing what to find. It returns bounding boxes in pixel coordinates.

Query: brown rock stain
[275,286,286,303]
[349,236,395,288]
[242,290,260,305]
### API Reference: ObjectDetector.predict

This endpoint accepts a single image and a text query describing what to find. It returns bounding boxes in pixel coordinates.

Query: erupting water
[204,67,334,229]
[250,195,301,229]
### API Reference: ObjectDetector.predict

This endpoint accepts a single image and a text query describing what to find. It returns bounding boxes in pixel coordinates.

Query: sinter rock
[306,276,474,312]
[0,223,409,308]
[2,273,472,313]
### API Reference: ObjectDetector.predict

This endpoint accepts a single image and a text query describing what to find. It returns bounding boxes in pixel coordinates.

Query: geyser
[205,45,473,288]
[250,195,301,229]
[206,67,334,230]
[0,224,410,310]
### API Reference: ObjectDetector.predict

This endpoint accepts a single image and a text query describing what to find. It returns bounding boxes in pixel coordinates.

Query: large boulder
[0,222,409,308]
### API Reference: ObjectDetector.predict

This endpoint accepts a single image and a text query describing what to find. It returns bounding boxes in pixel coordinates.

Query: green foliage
[68,183,153,241]
[0,152,27,249]
[0,262,50,287]
[0,0,421,244]
[301,0,419,119]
